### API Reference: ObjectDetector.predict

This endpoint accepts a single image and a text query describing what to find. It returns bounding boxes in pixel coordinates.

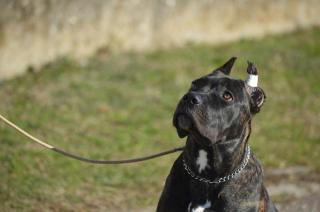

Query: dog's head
[173,57,266,145]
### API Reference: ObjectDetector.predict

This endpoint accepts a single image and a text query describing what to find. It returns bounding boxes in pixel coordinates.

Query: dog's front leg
[157,155,190,212]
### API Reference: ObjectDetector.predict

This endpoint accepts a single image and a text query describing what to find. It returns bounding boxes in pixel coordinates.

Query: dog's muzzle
[182,92,202,105]
[173,92,203,137]
[176,113,192,131]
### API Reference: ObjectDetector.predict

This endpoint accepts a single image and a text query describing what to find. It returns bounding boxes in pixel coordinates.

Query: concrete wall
[1,0,320,79]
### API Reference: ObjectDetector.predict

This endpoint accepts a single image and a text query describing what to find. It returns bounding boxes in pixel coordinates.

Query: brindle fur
[157,58,277,212]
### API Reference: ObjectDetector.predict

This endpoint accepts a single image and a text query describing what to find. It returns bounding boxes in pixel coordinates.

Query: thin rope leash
[0,114,184,164]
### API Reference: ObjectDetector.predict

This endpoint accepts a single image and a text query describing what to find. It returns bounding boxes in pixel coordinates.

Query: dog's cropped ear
[245,61,266,114]
[212,57,237,75]
[246,86,266,114]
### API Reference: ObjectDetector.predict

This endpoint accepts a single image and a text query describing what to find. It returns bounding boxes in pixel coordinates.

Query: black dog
[157,58,277,212]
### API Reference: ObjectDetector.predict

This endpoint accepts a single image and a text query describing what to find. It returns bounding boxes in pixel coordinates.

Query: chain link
[182,146,251,184]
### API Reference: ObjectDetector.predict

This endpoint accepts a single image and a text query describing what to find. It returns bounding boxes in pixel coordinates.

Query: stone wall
[1,0,320,79]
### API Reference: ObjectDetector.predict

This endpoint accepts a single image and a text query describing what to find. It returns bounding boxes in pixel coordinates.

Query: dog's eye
[223,91,233,102]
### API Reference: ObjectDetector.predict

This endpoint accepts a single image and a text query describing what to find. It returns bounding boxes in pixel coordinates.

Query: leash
[0,114,184,164]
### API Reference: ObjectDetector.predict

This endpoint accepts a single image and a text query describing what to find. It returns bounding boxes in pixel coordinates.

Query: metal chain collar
[182,146,251,184]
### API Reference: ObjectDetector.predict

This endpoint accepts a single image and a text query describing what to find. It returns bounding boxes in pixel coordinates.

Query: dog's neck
[183,123,251,179]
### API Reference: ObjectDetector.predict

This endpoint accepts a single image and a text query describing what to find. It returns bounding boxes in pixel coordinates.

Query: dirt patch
[276,195,320,212]
[266,166,320,212]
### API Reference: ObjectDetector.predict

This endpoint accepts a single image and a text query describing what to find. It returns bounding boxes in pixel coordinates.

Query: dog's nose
[182,93,202,105]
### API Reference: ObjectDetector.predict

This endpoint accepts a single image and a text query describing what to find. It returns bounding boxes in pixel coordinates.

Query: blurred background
[0,0,319,211]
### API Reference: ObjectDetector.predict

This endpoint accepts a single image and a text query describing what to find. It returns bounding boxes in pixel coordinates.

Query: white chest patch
[196,150,209,173]
[189,200,212,212]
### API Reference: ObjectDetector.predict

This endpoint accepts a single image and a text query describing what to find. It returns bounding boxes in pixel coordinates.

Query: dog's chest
[186,181,219,212]
[186,150,215,211]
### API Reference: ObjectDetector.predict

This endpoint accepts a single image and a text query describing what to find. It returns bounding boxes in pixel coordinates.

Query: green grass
[1,27,320,211]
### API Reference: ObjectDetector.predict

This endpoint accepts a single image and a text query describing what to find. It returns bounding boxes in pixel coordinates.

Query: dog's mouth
[173,111,195,138]
[176,113,193,131]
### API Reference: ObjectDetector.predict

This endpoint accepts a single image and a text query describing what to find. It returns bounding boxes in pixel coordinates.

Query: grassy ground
[0,27,319,211]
